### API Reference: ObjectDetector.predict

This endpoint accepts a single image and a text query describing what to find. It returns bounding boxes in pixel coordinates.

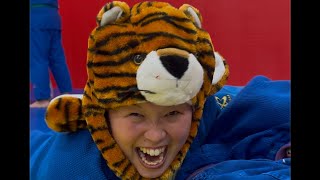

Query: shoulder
[201,75,290,129]
[215,75,290,108]
[214,75,290,119]
[209,75,290,137]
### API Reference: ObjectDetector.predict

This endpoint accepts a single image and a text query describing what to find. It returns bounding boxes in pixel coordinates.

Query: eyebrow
[133,104,142,108]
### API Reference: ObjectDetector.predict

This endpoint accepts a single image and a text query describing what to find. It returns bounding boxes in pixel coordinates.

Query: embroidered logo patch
[215,95,231,109]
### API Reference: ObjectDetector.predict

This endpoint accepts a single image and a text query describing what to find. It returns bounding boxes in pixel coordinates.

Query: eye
[133,54,145,65]
[128,112,144,117]
[165,111,180,117]
[126,112,144,123]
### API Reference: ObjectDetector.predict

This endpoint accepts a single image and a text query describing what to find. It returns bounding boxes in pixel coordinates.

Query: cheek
[169,114,192,143]
[109,118,135,146]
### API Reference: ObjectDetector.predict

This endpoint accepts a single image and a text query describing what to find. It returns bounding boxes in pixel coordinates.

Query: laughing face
[109,102,192,178]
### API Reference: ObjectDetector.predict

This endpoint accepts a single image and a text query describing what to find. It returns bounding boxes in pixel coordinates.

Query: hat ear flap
[45,94,87,132]
[96,1,130,26]
[210,51,230,94]
[179,4,202,28]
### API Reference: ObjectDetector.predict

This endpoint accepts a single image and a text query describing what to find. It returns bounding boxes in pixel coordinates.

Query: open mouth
[136,146,167,168]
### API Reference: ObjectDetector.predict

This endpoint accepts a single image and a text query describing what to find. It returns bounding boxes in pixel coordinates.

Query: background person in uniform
[30,0,73,108]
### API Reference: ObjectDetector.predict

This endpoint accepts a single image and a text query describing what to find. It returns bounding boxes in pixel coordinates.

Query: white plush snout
[136,50,203,106]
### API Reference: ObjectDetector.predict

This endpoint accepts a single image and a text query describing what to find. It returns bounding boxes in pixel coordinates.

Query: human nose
[144,126,166,142]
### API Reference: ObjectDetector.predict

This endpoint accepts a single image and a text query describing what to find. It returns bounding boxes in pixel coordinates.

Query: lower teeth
[141,155,164,165]
[139,150,164,166]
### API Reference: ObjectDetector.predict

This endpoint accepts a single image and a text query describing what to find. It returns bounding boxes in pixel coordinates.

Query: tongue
[145,153,159,162]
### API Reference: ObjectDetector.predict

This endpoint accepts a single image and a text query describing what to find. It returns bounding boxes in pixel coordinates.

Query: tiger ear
[210,51,230,94]
[45,94,87,132]
[179,4,202,28]
[96,1,130,26]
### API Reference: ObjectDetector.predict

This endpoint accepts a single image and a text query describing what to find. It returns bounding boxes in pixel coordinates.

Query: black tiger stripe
[76,120,87,129]
[141,16,196,34]
[119,161,131,178]
[141,32,196,44]
[54,101,72,131]
[58,123,72,132]
[193,117,201,123]
[64,101,71,123]
[105,2,114,12]
[197,37,212,47]
[95,139,104,145]
[168,165,176,176]
[86,81,92,87]
[223,60,227,65]
[96,23,128,31]
[192,100,199,111]
[135,2,144,14]
[97,93,144,104]
[137,13,190,26]
[94,85,137,93]
[95,16,99,24]
[189,130,196,139]
[75,97,86,129]
[177,150,183,161]
[215,83,223,91]
[109,2,114,9]
[86,124,97,132]
[83,91,91,100]
[83,111,101,118]
[94,31,136,48]
[55,97,62,110]
[83,104,105,111]
[183,9,191,18]
[131,171,140,180]
[187,136,193,144]
[91,91,98,101]
[87,125,108,134]
[93,72,136,79]
[101,141,116,153]
[132,12,167,26]
[197,50,214,57]
[203,69,215,83]
[96,40,140,56]
[198,60,215,82]
[113,158,125,167]
[83,109,102,117]
[89,34,95,41]
[87,81,94,88]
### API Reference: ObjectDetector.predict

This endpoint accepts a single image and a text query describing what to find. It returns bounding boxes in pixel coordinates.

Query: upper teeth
[139,147,165,156]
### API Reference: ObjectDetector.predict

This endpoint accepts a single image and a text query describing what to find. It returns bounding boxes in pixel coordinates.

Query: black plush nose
[159,55,189,79]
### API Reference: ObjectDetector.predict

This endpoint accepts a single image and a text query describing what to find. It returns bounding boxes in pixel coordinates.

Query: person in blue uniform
[30,0,72,108]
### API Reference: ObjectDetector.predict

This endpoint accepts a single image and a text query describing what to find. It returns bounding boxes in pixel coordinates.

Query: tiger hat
[45,1,229,179]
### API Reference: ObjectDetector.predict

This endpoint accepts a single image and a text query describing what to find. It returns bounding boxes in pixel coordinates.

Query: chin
[137,164,167,178]
[139,171,163,179]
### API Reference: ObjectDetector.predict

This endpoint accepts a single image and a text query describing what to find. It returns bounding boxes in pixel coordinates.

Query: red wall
[58,0,290,88]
